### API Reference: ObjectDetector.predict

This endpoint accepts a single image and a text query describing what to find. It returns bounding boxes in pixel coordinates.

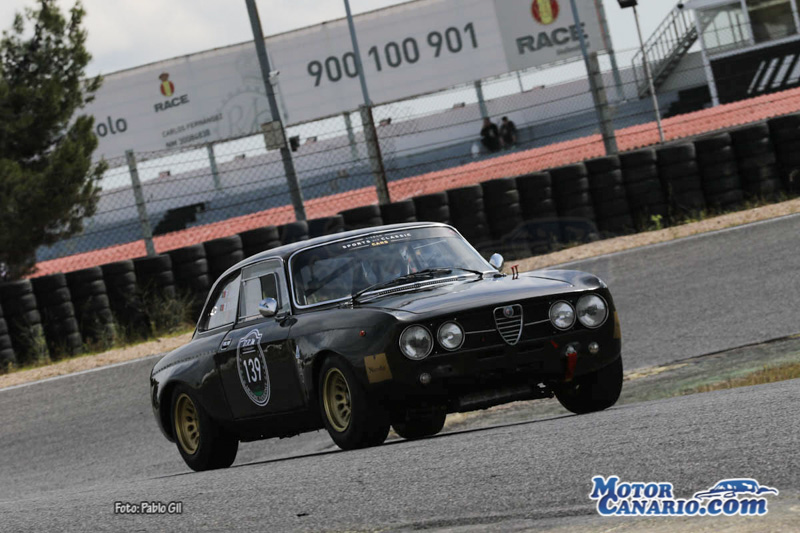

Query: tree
[0,0,106,280]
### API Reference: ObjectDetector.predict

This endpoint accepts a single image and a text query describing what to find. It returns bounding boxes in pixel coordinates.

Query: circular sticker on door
[237,329,271,406]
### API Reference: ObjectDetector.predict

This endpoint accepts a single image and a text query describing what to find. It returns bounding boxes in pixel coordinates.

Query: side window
[202,273,241,331]
[239,260,288,321]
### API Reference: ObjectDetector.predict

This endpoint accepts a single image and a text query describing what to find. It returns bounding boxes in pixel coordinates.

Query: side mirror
[489,253,504,271]
[258,298,278,318]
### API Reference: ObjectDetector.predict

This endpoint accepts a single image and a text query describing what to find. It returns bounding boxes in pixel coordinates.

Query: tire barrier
[279,221,310,245]
[447,185,493,252]
[412,192,450,224]
[585,156,634,236]
[0,302,16,371]
[551,164,599,244]
[339,204,383,230]
[694,133,744,210]
[620,148,669,230]
[481,177,530,258]
[308,216,345,238]
[767,113,800,195]
[133,255,177,301]
[165,245,210,321]
[65,267,116,347]
[101,260,150,338]
[203,235,245,281]
[239,226,281,259]
[515,172,561,253]
[380,200,417,225]
[730,122,781,200]
[657,143,706,216]
[0,280,50,365]
[31,273,83,358]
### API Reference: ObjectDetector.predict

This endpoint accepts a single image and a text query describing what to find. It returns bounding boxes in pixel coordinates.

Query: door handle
[221,339,231,349]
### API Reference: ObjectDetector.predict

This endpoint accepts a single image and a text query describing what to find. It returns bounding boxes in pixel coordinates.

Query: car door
[215,258,306,419]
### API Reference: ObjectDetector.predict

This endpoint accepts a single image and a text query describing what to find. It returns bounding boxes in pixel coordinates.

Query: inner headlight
[399,325,433,360]
[577,294,608,328]
[549,301,576,330]
[437,322,464,351]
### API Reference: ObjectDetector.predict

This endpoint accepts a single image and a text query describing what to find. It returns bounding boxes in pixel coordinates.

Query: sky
[0,0,677,77]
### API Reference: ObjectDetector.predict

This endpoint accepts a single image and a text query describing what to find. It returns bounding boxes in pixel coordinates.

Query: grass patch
[682,361,800,395]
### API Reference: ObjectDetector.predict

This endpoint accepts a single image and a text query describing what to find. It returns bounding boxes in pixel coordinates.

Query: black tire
[101,260,136,277]
[557,191,593,211]
[620,148,656,168]
[37,287,72,307]
[657,143,695,164]
[739,152,777,170]
[768,113,800,136]
[585,155,620,174]
[166,245,207,265]
[555,356,623,414]
[622,164,659,184]
[595,198,631,218]
[0,348,17,370]
[590,170,624,190]
[31,274,68,294]
[239,227,280,257]
[308,216,346,238]
[707,189,745,208]
[318,356,390,450]
[592,185,627,203]
[703,175,742,196]
[204,235,244,257]
[46,302,77,321]
[700,160,738,180]
[393,411,447,440]
[554,177,590,196]
[694,133,731,153]
[739,164,779,184]
[734,137,773,157]
[381,200,417,225]
[659,160,699,181]
[340,205,383,230]
[730,123,770,144]
[279,221,309,245]
[171,384,238,472]
[550,164,588,181]
[516,172,552,192]
[697,147,736,166]
[134,255,173,276]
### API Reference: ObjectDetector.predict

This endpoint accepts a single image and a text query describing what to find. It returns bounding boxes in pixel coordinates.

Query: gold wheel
[174,393,200,455]
[322,368,351,432]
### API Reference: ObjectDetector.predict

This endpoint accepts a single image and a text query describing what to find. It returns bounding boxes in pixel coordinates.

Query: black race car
[151,223,623,471]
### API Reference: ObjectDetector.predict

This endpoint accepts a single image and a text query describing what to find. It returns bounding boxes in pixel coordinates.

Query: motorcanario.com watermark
[114,501,183,515]
[590,476,778,517]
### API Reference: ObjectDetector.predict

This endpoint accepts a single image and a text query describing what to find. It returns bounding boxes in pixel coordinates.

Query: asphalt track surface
[2,214,800,531]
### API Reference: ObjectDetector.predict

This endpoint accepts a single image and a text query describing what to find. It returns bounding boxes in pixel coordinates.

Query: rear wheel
[555,356,623,414]
[393,411,446,440]
[319,356,390,450]
[172,385,238,471]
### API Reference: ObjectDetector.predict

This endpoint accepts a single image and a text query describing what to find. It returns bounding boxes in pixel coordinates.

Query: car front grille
[493,304,523,346]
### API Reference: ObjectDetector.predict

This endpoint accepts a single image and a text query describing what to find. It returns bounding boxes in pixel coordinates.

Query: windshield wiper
[451,267,485,279]
[352,268,453,302]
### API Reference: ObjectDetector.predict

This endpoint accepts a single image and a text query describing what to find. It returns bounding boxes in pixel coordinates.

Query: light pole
[619,0,665,143]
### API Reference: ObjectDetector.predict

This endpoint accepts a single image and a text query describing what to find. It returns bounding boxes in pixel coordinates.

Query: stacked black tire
[239,226,281,258]
[101,260,149,339]
[767,113,800,195]
[515,172,561,253]
[204,235,245,281]
[620,148,668,230]
[0,281,49,365]
[551,164,599,243]
[279,221,310,245]
[0,302,15,371]
[134,255,176,300]
[694,133,744,210]
[380,200,417,225]
[730,123,781,200]
[66,268,116,347]
[339,205,383,230]
[308,216,345,238]
[447,185,493,252]
[31,274,83,358]
[657,143,706,217]
[481,178,528,258]
[585,156,634,236]
[413,192,450,223]
[166,245,210,320]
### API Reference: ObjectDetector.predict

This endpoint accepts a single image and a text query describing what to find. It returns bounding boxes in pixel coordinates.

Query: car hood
[358,270,602,315]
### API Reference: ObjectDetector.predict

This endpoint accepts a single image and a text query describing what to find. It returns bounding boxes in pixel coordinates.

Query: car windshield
[290,226,488,306]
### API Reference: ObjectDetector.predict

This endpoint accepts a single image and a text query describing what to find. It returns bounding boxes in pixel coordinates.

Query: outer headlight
[576,294,608,328]
[549,301,576,330]
[399,325,433,360]
[437,322,464,351]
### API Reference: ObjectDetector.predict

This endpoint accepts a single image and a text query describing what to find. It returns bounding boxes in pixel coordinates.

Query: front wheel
[393,411,447,440]
[319,356,390,450]
[555,356,623,414]
[171,384,238,471]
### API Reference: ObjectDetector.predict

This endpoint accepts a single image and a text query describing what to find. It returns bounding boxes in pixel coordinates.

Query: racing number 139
[243,357,262,384]
[307,23,478,87]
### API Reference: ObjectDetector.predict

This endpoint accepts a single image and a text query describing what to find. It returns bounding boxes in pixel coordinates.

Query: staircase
[632,4,698,99]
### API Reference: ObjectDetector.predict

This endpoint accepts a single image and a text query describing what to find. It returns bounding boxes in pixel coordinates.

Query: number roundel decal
[237,329,271,406]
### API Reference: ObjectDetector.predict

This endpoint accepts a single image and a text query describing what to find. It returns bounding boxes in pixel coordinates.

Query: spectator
[500,116,518,148]
[480,118,501,153]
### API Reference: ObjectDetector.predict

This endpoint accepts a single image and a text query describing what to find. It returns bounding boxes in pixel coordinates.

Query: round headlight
[399,325,433,360]
[577,294,608,328]
[437,322,464,351]
[549,301,576,330]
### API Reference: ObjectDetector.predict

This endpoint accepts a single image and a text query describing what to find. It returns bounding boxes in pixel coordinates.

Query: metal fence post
[125,150,156,256]
[206,143,223,192]
[360,105,391,205]
[343,111,360,163]
[474,80,489,119]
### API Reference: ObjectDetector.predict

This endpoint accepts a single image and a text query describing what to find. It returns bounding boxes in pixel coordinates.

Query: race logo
[532,0,559,25]
[236,329,271,406]
[159,72,175,97]
[590,476,778,517]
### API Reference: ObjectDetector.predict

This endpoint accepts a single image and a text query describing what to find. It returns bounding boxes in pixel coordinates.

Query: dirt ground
[3,197,800,390]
